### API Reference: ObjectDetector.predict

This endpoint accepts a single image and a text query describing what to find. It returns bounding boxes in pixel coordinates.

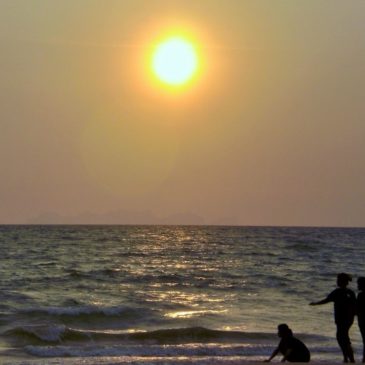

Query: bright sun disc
[152,37,198,86]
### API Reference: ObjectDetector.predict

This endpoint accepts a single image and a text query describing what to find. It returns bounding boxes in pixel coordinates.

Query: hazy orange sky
[1,1,364,226]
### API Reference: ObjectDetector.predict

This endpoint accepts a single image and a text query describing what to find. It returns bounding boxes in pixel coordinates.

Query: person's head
[277,324,293,338]
[337,273,352,288]
[358,277,365,291]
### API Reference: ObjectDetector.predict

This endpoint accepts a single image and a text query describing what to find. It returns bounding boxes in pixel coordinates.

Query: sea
[0,225,364,365]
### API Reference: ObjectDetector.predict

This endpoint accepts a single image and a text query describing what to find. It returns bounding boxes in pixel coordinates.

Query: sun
[151,36,198,86]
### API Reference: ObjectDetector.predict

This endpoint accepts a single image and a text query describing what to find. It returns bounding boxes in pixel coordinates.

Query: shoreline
[0,355,346,365]
[0,361,345,365]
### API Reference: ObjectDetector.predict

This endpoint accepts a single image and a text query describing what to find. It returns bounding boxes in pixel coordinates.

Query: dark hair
[278,323,289,331]
[358,277,365,289]
[278,323,293,336]
[337,273,352,283]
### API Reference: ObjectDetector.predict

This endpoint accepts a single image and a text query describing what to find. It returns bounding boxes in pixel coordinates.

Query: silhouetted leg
[336,327,348,362]
[360,325,365,363]
[337,323,355,363]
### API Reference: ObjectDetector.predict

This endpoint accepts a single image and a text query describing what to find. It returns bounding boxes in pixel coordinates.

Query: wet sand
[0,356,342,365]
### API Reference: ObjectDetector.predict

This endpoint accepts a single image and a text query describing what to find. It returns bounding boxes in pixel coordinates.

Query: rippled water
[0,225,364,363]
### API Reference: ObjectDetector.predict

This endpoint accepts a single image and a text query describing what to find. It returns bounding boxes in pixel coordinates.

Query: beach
[0,356,346,365]
[2,0,365,362]
[1,225,364,364]
[0,354,346,365]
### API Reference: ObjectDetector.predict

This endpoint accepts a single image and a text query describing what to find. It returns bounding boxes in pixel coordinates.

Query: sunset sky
[1,1,364,226]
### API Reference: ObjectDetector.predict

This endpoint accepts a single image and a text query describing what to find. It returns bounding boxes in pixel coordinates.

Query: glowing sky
[0,1,364,226]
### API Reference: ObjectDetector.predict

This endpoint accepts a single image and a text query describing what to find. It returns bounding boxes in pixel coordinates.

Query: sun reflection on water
[142,290,227,306]
[165,309,227,319]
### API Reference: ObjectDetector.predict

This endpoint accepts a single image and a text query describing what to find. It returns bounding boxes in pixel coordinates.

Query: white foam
[20,325,66,342]
[24,343,269,358]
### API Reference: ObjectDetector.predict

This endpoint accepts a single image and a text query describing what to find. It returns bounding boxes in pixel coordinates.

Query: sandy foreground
[0,356,344,365]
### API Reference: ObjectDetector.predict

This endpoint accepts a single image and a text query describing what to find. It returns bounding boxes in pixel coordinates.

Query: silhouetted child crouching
[265,324,310,363]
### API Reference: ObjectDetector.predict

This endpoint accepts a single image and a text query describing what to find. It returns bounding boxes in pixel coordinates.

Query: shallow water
[1,225,364,363]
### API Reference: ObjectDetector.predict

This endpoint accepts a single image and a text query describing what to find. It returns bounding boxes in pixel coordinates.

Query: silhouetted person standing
[265,324,310,362]
[310,273,356,363]
[357,277,365,363]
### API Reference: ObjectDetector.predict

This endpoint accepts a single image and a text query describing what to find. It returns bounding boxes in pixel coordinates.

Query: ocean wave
[24,342,270,358]
[59,235,80,241]
[0,290,34,302]
[19,304,145,318]
[66,268,126,280]
[64,269,230,289]
[5,324,70,343]
[287,242,320,251]
[5,325,284,346]
[127,327,276,343]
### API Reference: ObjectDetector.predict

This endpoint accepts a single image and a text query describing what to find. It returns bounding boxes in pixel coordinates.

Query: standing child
[310,273,356,363]
[357,277,365,363]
